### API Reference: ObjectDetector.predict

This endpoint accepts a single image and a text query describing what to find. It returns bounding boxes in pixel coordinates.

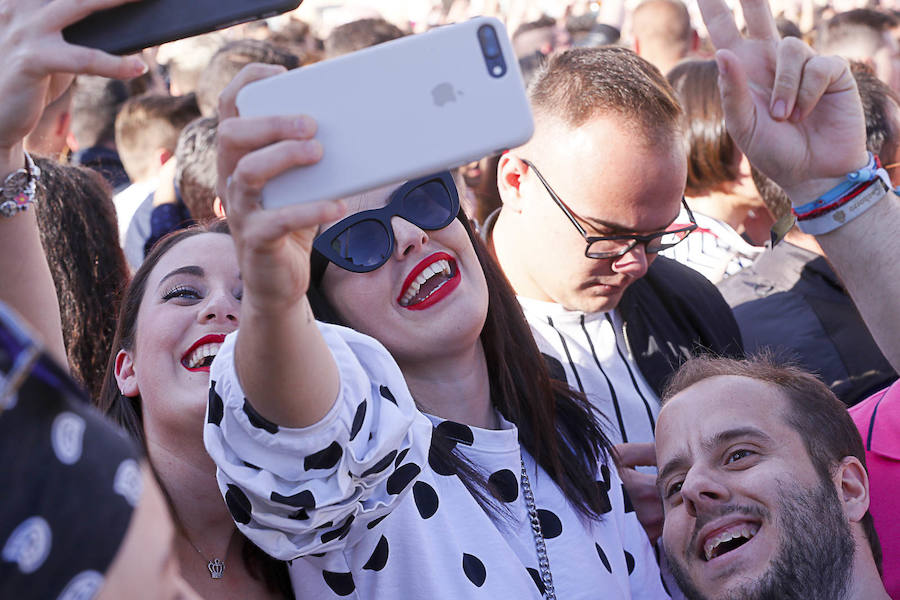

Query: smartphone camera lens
[478,24,507,78]
[478,25,501,58]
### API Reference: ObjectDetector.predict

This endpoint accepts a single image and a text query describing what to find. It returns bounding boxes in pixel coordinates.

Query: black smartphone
[63,0,303,56]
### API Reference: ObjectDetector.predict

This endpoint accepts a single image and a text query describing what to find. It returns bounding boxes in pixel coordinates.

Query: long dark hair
[97,220,293,599]
[33,158,130,401]
[310,210,614,520]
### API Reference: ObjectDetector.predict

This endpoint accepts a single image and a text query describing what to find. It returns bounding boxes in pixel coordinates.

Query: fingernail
[771,99,786,120]
[128,57,148,76]
[304,139,323,159]
[295,117,313,135]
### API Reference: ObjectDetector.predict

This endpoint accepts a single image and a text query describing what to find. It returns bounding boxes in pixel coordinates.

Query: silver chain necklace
[184,535,225,579]
[520,457,557,600]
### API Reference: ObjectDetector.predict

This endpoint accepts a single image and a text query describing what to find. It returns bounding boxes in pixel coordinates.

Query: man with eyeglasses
[483,45,743,546]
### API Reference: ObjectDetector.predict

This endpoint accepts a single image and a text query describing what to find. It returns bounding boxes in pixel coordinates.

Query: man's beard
[665,477,855,600]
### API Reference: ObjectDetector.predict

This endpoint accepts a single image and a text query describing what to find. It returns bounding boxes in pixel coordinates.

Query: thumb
[715,49,756,150]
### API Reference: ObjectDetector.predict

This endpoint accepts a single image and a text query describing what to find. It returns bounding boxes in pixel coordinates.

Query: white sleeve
[203,323,433,561]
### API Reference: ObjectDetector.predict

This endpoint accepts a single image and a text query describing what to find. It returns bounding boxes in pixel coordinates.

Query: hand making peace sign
[698,0,870,204]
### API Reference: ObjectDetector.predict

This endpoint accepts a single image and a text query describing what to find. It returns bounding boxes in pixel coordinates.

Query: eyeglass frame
[520,158,698,260]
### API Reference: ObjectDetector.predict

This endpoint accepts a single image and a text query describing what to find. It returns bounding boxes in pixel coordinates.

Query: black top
[718,241,897,406]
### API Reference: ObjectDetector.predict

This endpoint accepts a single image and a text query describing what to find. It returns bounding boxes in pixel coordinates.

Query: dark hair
[33,158,130,401]
[96,220,292,597]
[529,46,683,143]
[752,62,900,223]
[667,59,739,196]
[309,207,614,520]
[175,116,219,222]
[514,15,557,39]
[775,16,803,39]
[853,61,900,171]
[662,354,883,570]
[195,40,300,117]
[817,9,898,56]
[324,18,405,58]
[115,93,201,182]
[69,75,129,148]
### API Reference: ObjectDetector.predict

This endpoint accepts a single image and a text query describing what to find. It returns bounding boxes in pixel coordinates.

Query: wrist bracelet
[0,153,41,219]
[792,152,891,218]
[795,176,890,235]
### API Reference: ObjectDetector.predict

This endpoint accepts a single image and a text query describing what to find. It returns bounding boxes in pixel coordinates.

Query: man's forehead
[656,376,792,453]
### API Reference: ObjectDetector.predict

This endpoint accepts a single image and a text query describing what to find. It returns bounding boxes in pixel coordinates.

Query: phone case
[235,17,534,209]
[63,0,302,56]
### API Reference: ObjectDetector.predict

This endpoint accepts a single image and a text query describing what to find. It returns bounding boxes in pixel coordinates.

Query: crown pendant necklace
[184,533,225,579]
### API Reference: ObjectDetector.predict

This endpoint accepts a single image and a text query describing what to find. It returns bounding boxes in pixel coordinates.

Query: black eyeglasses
[521,159,697,259]
[312,171,460,273]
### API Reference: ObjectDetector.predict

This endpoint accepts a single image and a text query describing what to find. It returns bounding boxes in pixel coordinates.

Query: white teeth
[186,342,222,369]
[399,259,453,306]
[703,524,758,561]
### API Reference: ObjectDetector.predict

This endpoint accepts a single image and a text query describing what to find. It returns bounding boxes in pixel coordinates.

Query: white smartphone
[235,16,534,209]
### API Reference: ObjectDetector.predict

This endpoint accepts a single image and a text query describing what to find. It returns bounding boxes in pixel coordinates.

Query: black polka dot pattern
[435,420,474,446]
[304,441,343,471]
[596,543,612,573]
[362,535,389,571]
[242,399,279,434]
[386,463,420,495]
[207,384,223,426]
[597,463,612,514]
[321,515,355,544]
[428,438,456,476]
[527,567,546,596]
[488,469,518,502]
[462,553,487,587]
[271,489,316,509]
[322,570,355,596]
[379,385,397,405]
[225,484,252,525]
[360,450,398,478]
[412,481,439,519]
[537,509,562,539]
[394,448,409,467]
[349,400,367,441]
[366,514,388,530]
[624,550,635,575]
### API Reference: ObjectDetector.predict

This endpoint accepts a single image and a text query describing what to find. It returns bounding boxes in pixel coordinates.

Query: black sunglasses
[522,159,697,259]
[312,171,460,273]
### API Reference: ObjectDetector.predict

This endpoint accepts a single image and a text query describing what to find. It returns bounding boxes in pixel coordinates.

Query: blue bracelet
[792,153,888,216]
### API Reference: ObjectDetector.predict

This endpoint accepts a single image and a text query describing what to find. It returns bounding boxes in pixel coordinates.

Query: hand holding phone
[235,17,534,209]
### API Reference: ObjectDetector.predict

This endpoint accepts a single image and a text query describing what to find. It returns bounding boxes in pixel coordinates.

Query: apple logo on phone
[431,82,462,106]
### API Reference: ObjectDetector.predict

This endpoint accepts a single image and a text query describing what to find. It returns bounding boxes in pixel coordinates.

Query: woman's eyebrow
[158,265,205,287]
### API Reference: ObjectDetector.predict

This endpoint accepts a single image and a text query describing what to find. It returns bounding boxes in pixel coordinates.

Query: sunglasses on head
[312,171,460,273]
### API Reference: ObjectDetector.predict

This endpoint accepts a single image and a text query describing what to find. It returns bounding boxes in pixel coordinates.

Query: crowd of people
[2,0,900,598]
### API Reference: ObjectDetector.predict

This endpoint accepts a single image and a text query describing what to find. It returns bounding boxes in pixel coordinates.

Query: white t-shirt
[204,323,669,599]
[659,207,763,283]
[112,178,157,247]
[517,299,660,447]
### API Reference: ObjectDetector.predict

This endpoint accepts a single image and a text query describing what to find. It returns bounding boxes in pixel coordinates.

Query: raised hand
[698,0,868,203]
[216,64,346,315]
[217,64,343,428]
[0,0,147,157]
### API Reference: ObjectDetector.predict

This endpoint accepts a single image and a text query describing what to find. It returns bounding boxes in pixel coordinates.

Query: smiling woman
[199,64,670,599]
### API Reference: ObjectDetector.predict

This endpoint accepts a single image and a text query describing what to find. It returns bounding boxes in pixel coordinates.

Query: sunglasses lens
[401,179,455,229]
[330,219,391,269]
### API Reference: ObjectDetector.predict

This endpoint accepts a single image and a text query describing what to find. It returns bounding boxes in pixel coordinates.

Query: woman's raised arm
[0,0,148,366]
[215,65,347,427]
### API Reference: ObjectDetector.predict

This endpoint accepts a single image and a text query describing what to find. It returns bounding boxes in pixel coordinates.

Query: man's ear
[115,349,140,398]
[836,456,870,523]
[497,153,528,211]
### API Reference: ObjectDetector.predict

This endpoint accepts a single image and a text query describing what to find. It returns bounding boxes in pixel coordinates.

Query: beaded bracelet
[0,153,41,219]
